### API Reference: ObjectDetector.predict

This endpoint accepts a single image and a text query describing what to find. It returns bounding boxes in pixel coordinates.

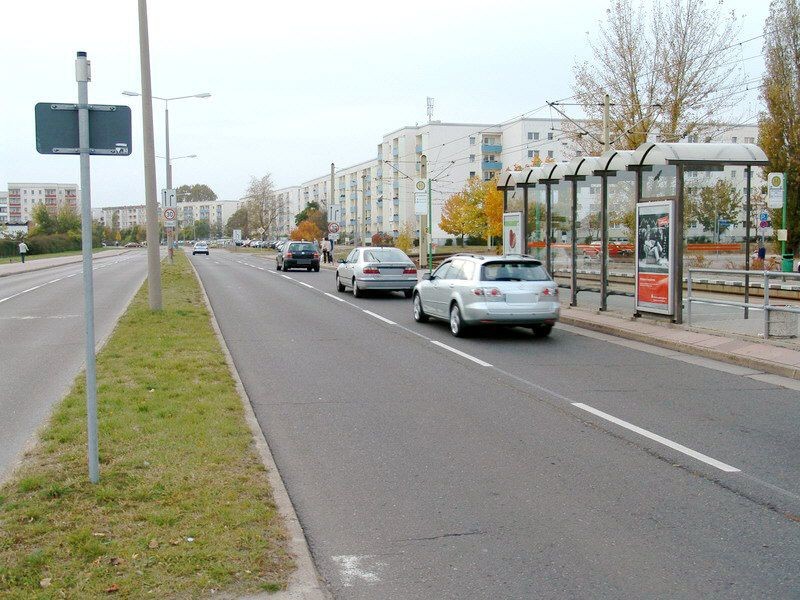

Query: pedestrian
[18,240,29,264]
[322,238,332,263]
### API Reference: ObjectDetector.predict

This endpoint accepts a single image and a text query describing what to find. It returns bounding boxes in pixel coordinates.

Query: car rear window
[363,248,410,262]
[481,262,550,282]
[288,243,316,252]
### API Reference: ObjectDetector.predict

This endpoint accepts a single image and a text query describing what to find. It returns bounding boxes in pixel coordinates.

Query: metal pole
[522,186,529,255]
[782,171,788,257]
[330,162,335,254]
[420,156,428,267]
[764,269,770,339]
[744,166,752,319]
[545,184,553,275]
[165,103,174,263]
[362,174,367,248]
[686,269,693,327]
[138,0,162,310]
[428,175,432,272]
[603,93,610,152]
[674,165,685,324]
[570,179,578,307]
[76,51,99,484]
[600,174,608,311]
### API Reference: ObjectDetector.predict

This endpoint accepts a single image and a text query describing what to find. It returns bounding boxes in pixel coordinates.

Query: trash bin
[768,306,799,339]
[782,253,795,272]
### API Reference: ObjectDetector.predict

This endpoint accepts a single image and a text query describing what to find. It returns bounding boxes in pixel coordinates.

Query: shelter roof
[630,142,768,167]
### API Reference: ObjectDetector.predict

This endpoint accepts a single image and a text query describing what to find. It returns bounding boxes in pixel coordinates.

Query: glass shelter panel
[526,186,546,261]
[551,181,573,280]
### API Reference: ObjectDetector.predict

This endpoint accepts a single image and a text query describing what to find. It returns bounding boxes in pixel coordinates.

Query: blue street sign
[759,212,769,221]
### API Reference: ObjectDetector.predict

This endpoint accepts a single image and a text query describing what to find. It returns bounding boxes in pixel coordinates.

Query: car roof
[444,253,542,266]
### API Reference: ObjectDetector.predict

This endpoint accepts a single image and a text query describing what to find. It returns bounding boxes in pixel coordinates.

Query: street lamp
[123,91,210,259]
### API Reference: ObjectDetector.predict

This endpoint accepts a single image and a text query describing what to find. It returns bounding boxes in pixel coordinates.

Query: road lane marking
[280,274,292,280]
[363,310,396,325]
[298,282,315,289]
[0,285,43,304]
[430,340,492,367]
[47,278,63,284]
[571,402,740,473]
[324,292,346,302]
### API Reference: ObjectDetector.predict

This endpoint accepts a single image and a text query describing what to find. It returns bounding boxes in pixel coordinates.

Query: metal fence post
[687,269,693,327]
[763,270,770,340]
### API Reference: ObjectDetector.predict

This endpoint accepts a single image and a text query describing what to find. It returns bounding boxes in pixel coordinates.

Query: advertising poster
[503,212,522,255]
[635,201,674,315]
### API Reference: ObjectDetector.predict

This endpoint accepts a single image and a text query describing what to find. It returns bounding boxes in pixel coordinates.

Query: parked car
[192,241,209,256]
[336,247,417,298]
[412,254,559,337]
[124,241,142,248]
[276,241,320,271]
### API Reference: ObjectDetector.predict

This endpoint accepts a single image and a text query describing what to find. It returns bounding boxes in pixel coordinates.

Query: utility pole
[76,51,99,484]
[137,0,162,309]
[165,101,174,263]
[603,93,610,152]
[362,173,367,247]
[420,155,428,270]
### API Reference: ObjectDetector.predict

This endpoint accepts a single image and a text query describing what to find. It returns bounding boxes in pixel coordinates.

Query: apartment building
[92,204,149,229]
[6,183,80,223]
[176,199,240,231]
[270,187,301,238]
[285,117,764,244]
[0,191,8,224]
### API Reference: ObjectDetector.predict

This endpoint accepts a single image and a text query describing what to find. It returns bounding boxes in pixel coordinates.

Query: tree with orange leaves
[290,220,322,241]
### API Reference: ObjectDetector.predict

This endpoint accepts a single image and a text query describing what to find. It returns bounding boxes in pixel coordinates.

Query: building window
[469,171,476,178]
[533,132,540,141]
[527,132,533,140]
[730,169,737,179]
[527,150,534,158]
[547,132,553,140]
[731,136,738,143]
[744,136,754,144]
[547,150,554,158]
[534,150,540,158]
[469,137,476,145]
[469,154,475,162]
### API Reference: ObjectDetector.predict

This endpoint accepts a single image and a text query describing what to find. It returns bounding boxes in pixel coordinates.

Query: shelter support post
[744,166,752,320]
[600,175,609,311]
[545,185,553,275]
[673,165,685,324]
[570,179,578,307]
[522,186,529,255]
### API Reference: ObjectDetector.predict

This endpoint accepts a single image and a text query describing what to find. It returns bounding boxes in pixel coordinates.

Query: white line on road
[298,282,315,289]
[324,292,346,302]
[0,285,43,304]
[280,274,292,280]
[47,278,63,284]
[362,310,396,325]
[571,402,740,473]
[430,340,492,367]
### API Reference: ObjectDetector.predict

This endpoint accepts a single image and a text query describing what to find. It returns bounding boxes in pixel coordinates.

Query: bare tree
[242,175,283,239]
[570,0,744,152]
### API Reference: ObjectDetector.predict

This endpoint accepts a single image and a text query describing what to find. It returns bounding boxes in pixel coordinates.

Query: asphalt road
[0,251,149,481]
[192,249,800,599]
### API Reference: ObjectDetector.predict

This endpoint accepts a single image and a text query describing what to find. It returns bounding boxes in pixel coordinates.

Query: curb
[559,311,800,381]
[186,255,331,600]
[0,249,133,278]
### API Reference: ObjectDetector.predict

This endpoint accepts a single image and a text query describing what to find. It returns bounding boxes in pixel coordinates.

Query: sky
[1,0,770,207]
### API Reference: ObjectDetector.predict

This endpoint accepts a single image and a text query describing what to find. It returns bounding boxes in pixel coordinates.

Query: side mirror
[338,259,346,264]
[422,273,432,281]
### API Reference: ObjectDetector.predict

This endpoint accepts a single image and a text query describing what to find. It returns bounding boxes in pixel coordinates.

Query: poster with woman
[635,201,674,315]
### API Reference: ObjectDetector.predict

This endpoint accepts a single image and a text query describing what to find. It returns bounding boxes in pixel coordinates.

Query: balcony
[392,180,400,190]
[350,192,357,200]
[392,198,400,207]
[376,216,383,224]
[482,160,502,170]
[392,147,399,157]
[415,144,423,153]
[391,215,399,222]
[338,183,345,190]
[482,144,502,153]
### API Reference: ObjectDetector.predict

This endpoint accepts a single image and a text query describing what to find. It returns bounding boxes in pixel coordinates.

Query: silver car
[412,254,560,337]
[336,247,418,298]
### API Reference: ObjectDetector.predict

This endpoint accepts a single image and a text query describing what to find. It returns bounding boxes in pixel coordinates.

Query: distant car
[336,247,417,298]
[193,241,209,256]
[276,241,320,271]
[124,242,142,248]
[412,254,560,337]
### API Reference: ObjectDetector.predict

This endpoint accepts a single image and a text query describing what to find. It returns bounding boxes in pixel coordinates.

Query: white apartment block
[92,204,150,229]
[0,191,8,224]
[176,199,240,231]
[270,187,301,238]
[6,183,80,223]
[285,117,764,244]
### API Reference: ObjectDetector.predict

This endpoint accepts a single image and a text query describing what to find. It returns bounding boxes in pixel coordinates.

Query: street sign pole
[428,175,432,275]
[76,51,99,484]
[782,172,788,257]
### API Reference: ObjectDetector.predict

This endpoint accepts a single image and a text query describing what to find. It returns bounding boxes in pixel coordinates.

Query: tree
[440,187,484,246]
[760,0,800,254]
[176,184,217,203]
[395,221,415,253]
[481,180,504,242]
[54,205,81,234]
[686,179,742,241]
[31,204,56,235]
[226,206,250,238]
[571,0,742,153]
[242,175,282,239]
[295,201,320,226]
[194,219,211,240]
[111,210,120,236]
[290,220,322,241]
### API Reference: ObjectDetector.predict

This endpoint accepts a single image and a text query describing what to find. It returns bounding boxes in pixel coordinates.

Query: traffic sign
[35,102,132,155]
[760,220,769,229]
[328,222,340,234]
[767,172,785,209]
[760,212,769,221]
[162,188,176,209]
[163,207,177,227]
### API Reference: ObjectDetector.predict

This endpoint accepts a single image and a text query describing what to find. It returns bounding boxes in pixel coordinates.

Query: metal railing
[687,268,800,339]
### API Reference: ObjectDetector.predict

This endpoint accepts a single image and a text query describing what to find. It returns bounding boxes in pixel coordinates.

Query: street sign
[760,212,769,221]
[257,226,265,235]
[328,222,340,234]
[414,192,427,215]
[767,172,785,209]
[328,232,340,242]
[760,220,769,229]
[162,188,176,209]
[35,102,132,155]
[163,207,177,228]
[232,229,242,244]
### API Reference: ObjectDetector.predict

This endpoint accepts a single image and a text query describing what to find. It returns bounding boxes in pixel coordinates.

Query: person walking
[322,238,332,264]
[18,240,29,264]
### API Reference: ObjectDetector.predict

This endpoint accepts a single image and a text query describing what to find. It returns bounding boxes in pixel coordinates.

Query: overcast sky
[1,0,769,207]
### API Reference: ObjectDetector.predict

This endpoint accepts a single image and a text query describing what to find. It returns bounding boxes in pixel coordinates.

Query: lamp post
[122,90,210,261]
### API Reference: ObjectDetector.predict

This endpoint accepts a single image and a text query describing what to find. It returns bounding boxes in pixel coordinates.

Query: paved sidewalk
[0,248,132,278]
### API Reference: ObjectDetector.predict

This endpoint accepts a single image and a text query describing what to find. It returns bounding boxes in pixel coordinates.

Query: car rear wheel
[449,303,467,337]
[352,278,362,298]
[336,274,346,292]
[413,293,429,323]
[314,266,320,272]
[307,267,312,271]
[403,289,413,299]
[532,324,553,338]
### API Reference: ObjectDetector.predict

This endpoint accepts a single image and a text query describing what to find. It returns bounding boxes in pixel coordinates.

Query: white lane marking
[572,402,740,473]
[213,261,221,265]
[363,310,396,325]
[0,285,43,304]
[47,278,63,284]
[298,281,315,289]
[430,340,492,367]
[257,267,265,270]
[324,292,346,302]
[280,274,292,280]
[331,555,383,587]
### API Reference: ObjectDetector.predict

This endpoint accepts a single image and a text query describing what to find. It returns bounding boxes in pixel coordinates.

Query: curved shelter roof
[563,156,602,179]
[595,149,635,173]
[630,142,768,167]
[514,167,543,186]
[538,162,569,182]
[497,172,516,189]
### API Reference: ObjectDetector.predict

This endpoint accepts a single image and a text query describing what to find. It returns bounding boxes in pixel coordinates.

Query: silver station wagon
[412,254,560,337]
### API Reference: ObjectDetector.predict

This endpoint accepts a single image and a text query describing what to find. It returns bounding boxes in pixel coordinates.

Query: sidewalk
[0,248,132,278]
[315,258,800,381]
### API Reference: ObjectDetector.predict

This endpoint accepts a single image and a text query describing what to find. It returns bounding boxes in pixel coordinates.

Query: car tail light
[286,252,293,258]
[472,287,503,298]
[313,252,319,258]
[403,267,417,275]
[362,267,380,275]
[541,287,558,296]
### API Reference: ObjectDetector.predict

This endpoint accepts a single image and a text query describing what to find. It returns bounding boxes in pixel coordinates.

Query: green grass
[3,247,115,264]
[0,252,293,598]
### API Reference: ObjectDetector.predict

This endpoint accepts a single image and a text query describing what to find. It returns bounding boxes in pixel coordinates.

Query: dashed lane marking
[430,340,492,367]
[362,310,396,325]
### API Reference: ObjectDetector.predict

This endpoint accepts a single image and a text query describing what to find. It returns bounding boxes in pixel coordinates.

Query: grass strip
[0,251,293,598]
[3,247,115,264]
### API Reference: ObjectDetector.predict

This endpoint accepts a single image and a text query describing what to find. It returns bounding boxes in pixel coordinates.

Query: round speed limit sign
[328,222,340,234]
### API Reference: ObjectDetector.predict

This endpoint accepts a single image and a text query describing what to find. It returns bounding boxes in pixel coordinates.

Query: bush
[444,239,453,246]
[466,235,487,246]
[371,232,394,247]
[0,233,93,258]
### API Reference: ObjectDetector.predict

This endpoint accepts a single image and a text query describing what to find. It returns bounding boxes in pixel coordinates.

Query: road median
[0,252,294,598]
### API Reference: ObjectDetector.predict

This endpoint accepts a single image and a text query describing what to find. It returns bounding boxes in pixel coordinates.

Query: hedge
[0,233,95,258]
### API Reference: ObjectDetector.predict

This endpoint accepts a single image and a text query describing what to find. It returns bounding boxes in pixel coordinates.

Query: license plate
[505,292,537,304]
